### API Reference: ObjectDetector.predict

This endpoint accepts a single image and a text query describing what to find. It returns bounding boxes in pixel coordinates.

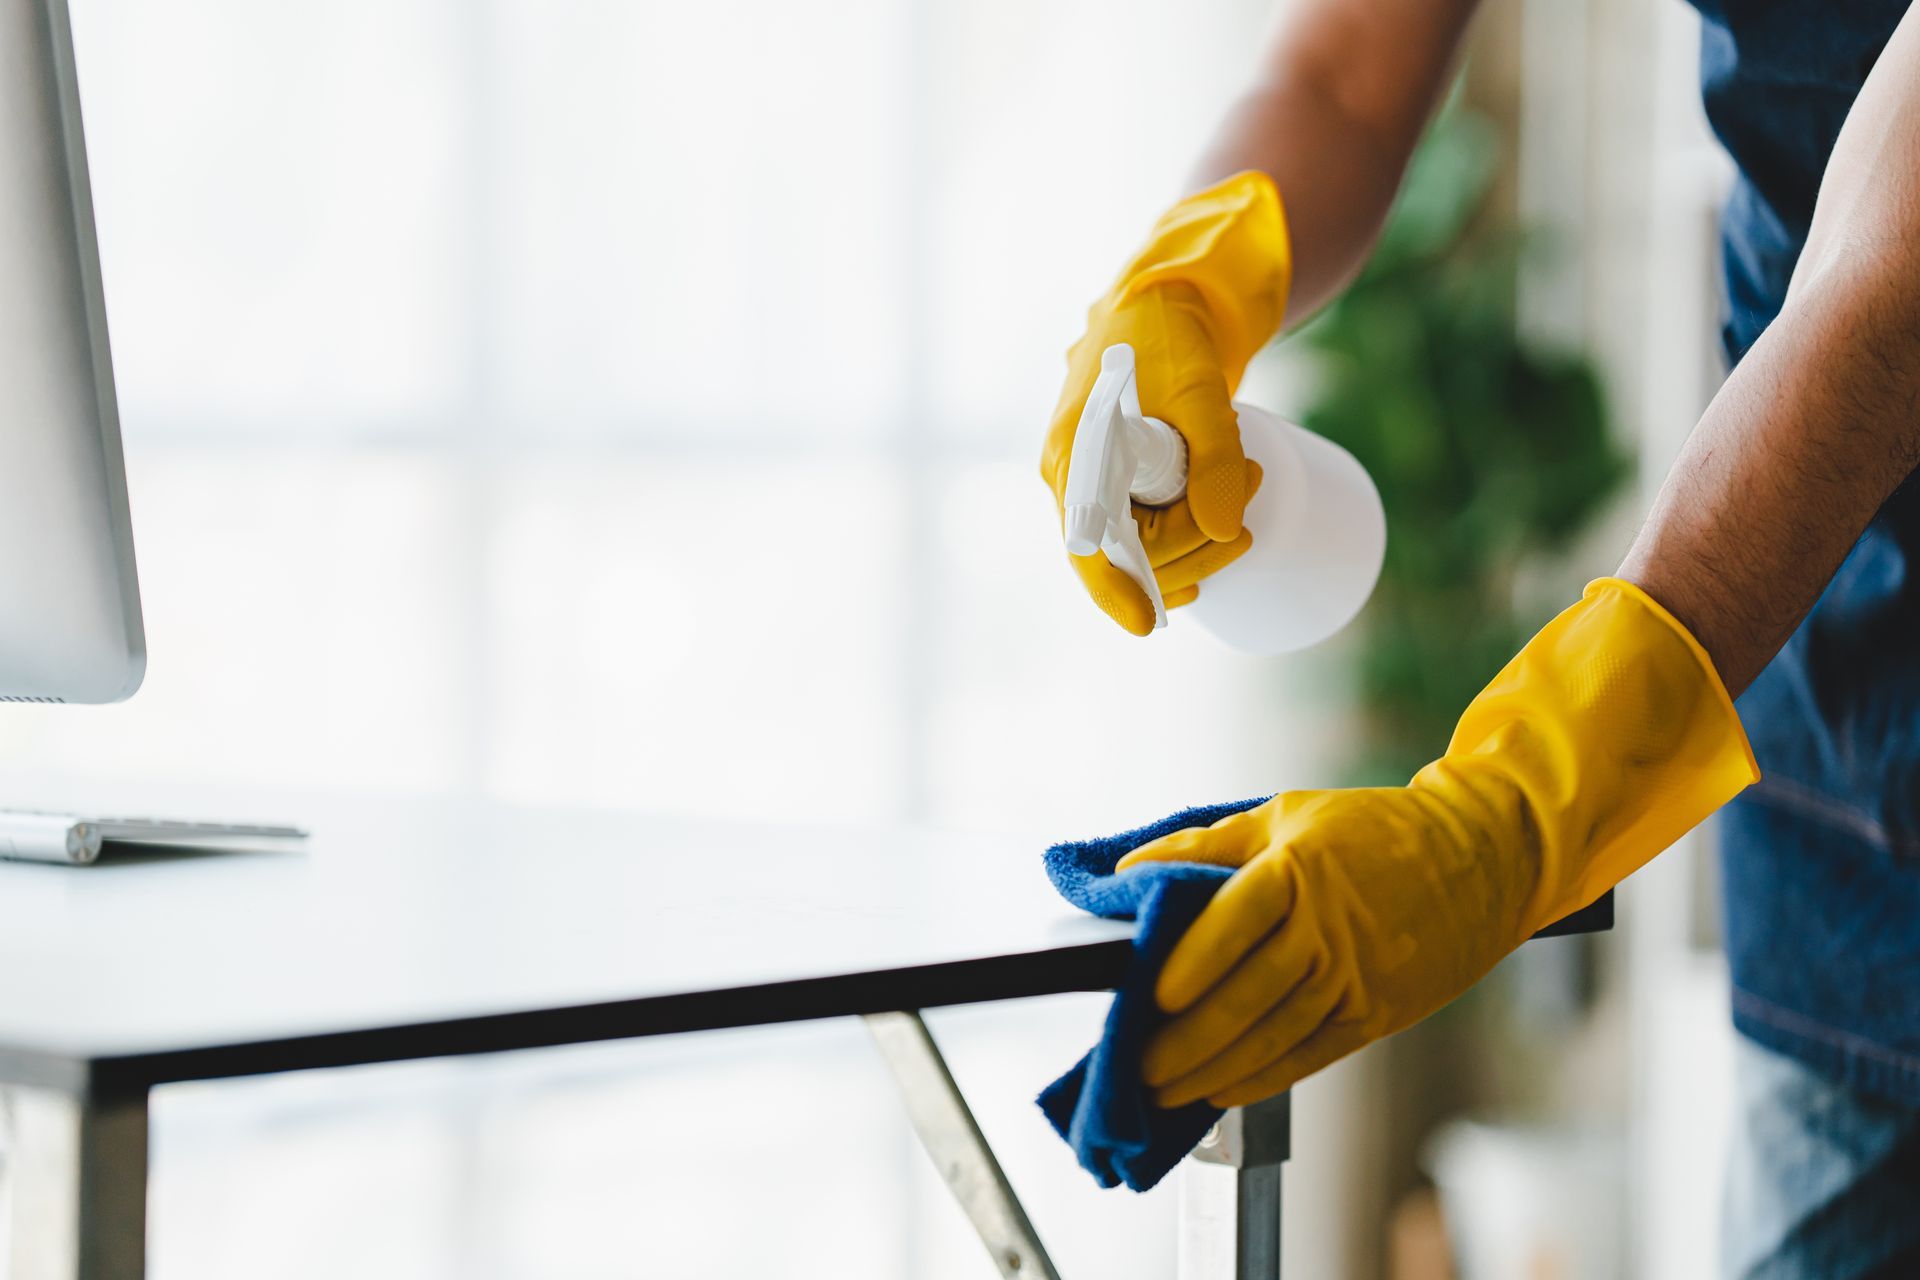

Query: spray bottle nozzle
[1063,504,1105,557]
[1060,344,1188,630]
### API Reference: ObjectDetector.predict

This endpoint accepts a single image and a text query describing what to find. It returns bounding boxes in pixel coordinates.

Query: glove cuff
[1440,577,1760,937]
[1111,171,1293,381]
[1587,576,1757,772]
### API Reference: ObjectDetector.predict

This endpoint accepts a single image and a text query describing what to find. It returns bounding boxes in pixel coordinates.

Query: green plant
[1291,109,1630,783]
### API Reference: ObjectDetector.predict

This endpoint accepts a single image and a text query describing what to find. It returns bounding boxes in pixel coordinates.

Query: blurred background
[3,0,1737,1274]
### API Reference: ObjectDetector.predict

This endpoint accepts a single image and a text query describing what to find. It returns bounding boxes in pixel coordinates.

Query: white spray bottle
[1062,343,1386,655]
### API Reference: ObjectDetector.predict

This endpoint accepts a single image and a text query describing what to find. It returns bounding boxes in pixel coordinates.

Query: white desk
[0,793,1609,1279]
[0,797,1131,1279]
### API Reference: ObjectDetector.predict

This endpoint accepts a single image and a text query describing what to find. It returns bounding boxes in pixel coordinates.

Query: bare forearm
[1618,7,1920,697]
[1188,0,1481,319]
[1619,267,1920,696]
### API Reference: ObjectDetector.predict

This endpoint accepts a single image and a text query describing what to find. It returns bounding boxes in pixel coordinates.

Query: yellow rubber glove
[1115,579,1759,1107]
[1041,171,1292,634]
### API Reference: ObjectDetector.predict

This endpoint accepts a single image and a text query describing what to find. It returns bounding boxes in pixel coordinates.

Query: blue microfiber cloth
[1036,798,1616,1192]
[1036,796,1270,1192]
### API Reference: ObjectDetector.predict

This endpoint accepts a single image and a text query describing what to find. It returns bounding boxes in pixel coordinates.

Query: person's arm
[1042,0,1484,634]
[1104,8,1920,1113]
[1617,2,1920,695]
[1190,0,1483,319]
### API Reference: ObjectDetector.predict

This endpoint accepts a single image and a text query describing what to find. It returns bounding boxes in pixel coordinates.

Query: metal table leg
[864,1011,1060,1280]
[0,1085,147,1280]
[1178,1095,1290,1280]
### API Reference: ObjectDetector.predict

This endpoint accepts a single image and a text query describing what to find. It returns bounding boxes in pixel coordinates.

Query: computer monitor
[0,0,311,858]
[0,0,145,704]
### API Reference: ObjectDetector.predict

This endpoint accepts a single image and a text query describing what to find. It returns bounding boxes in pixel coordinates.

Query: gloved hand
[1115,578,1759,1107]
[1041,171,1292,635]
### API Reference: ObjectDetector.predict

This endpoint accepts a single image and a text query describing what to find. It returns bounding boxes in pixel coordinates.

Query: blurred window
[31,0,1298,832]
[27,6,1376,1279]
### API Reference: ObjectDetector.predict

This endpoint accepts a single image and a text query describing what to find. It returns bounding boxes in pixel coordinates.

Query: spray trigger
[1061,345,1172,629]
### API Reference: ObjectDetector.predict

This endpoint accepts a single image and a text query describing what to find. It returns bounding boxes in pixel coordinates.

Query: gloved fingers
[1204,1020,1370,1110]
[1158,381,1246,544]
[1153,959,1347,1109]
[1153,851,1300,1014]
[1140,461,1264,567]
[1139,919,1321,1088]
[1068,550,1156,637]
[1061,459,1254,633]
[1136,290,1247,543]
[1113,826,1231,872]
[1154,530,1254,596]
[1116,804,1271,873]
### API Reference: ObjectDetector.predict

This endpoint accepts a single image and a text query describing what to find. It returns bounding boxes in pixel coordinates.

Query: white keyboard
[0,811,308,865]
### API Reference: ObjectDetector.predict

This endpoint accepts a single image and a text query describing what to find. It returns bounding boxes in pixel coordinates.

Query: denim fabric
[1689,0,1907,363]
[1723,1034,1920,1279]
[1719,544,1920,1106]
[1683,0,1920,1100]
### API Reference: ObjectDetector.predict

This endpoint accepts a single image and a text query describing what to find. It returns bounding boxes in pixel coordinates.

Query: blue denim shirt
[1686,0,1920,1101]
